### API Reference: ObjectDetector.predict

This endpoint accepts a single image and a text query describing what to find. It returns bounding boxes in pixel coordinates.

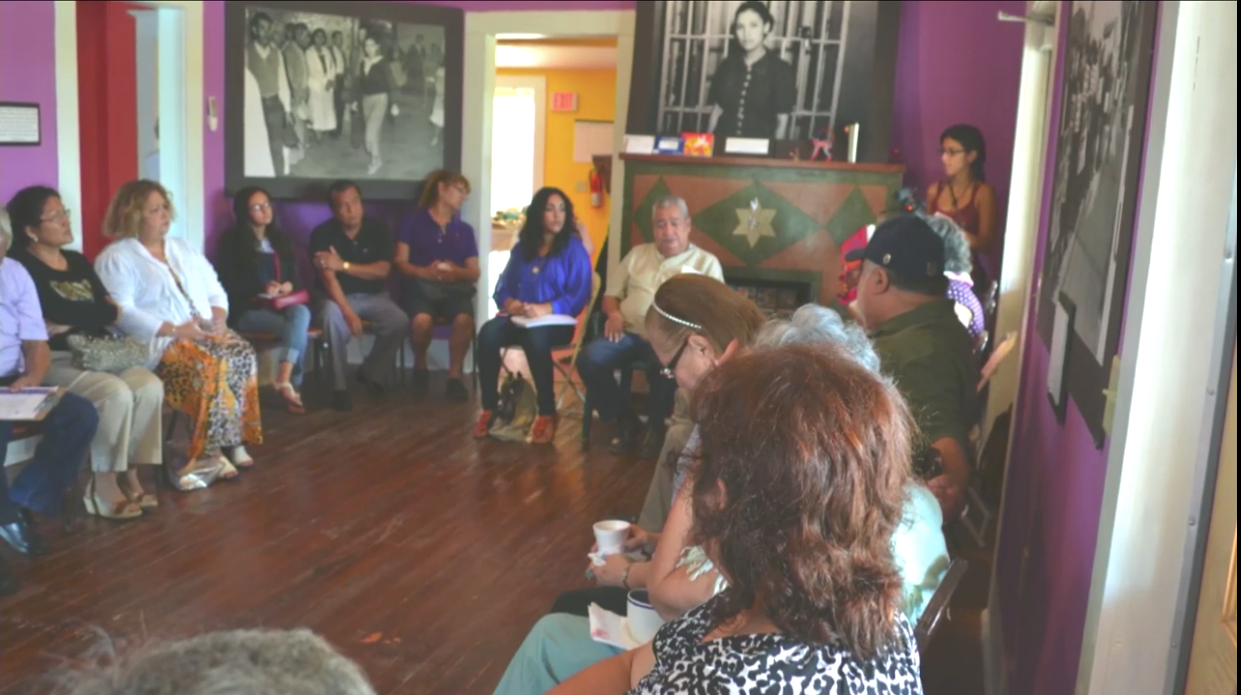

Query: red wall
[76,2,140,258]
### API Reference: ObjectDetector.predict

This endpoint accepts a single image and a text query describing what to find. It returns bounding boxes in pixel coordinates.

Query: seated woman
[921,211,987,343]
[474,187,592,444]
[215,186,311,414]
[6,185,164,520]
[394,170,479,402]
[96,180,262,483]
[50,628,376,694]
[926,123,999,291]
[550,343,923,693]
[494,300,948,694]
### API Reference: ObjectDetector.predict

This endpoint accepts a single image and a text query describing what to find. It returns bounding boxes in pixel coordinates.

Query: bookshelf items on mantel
[618,153,903,312]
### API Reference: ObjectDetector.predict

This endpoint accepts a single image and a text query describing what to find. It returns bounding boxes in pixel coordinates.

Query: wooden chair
[914,558,969,656]
[549,272,602,412]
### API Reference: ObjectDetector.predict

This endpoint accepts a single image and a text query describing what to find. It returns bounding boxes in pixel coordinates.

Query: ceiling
[495,36,618,70]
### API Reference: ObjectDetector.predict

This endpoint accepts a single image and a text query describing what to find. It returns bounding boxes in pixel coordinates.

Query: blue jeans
[0,391,99,523]
[577,333,677,424]
[477,317,576,416]
[237,304,312,386]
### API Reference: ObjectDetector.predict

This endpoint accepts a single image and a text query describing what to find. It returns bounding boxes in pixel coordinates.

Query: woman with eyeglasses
[5,185,164,520]
[394,170,479,402]
[926,124,999,289]
[215,186,311,413]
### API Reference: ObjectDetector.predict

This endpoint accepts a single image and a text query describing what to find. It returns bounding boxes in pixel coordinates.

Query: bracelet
[621,564,632,590]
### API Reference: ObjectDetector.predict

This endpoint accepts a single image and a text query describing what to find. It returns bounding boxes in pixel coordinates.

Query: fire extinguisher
[589,168,604,208]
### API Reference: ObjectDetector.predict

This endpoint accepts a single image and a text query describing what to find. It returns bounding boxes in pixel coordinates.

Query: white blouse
[95,237,229,368]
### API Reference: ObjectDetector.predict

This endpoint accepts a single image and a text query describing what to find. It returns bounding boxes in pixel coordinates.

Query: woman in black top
[707,1,797,140]
[7,185,163,521]
[355,33,395,176]
[215,186,309,413]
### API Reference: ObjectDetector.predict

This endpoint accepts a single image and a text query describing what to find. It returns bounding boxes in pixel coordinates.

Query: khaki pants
[44,354,164,472]
[637,389,693,533]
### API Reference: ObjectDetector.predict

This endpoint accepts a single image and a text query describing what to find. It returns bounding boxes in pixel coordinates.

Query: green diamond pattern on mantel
[691,182,823,265]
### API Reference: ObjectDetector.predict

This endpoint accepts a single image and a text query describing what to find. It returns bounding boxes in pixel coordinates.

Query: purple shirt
[397,209,479,268]
[0,258,50,378]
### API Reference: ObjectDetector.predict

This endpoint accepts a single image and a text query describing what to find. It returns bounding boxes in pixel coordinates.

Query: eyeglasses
[660,339,690,379]
[250,202,272,212]
[40,208,71,223]
[938,148,964,157]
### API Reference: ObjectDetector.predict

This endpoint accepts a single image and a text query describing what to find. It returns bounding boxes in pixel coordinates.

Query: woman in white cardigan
[95,180,262,481]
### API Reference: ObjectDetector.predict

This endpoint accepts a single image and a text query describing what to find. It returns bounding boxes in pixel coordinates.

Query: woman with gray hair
[49,628,376,695]
[920,211,986,342]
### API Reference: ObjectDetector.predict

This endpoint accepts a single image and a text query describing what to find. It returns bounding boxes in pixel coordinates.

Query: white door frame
[53,0,204,252]
[461,9,635,324]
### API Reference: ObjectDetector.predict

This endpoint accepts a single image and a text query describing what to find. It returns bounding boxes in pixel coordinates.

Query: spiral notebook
[510,314,577,329]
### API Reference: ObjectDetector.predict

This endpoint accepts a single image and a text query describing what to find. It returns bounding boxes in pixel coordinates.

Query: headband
[653,302,702,331]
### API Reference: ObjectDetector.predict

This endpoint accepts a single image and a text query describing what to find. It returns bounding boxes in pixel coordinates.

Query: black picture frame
[225,0,463,201]
[0,102,42,147]
[1035,0,1159,447]
[626,0,900,163]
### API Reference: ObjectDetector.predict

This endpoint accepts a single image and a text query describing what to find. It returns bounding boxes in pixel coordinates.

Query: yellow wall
[498,67,617,264]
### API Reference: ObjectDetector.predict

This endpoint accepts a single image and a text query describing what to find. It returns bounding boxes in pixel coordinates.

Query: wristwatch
[621,564,632,590]
[342,261,351,271]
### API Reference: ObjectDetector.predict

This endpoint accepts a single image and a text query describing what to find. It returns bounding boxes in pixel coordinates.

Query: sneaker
[609,417,639,456]
[473,411,494,439]
[412,369,430,397]
[332,390,354,412]
[528,415,558,444]
[446,378,469,403]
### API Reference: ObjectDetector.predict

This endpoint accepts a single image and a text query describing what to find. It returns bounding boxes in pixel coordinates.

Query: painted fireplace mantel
[619,154,904,306]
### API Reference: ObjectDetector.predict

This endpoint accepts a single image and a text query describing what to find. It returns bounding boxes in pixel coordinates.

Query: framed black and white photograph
[626,0,900,162]
[1036,0,1158,446]
[225,0,463,200]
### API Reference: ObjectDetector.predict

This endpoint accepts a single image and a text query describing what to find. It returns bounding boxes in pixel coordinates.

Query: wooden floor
[0,374,987,694]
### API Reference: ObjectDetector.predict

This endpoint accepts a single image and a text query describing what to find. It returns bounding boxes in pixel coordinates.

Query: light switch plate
[1102,354,1122,435]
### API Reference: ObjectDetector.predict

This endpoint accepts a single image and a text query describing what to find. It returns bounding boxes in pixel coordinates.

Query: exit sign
[550,92,578,112]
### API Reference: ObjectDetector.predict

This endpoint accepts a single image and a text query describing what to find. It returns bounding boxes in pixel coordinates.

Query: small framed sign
[0,102,41,146]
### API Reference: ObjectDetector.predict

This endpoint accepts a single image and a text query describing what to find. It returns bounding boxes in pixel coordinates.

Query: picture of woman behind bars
[707,1,796,139]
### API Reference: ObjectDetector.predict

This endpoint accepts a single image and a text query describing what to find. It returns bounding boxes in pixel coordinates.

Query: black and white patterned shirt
[626,596,923,695]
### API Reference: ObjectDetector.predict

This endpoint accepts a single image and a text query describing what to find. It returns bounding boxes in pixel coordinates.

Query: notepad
[0,387,61,421]
[510,314,578,329]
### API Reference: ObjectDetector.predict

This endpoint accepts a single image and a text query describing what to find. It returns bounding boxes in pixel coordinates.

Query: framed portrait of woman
[627,0,901,162]
[225,0,463,200]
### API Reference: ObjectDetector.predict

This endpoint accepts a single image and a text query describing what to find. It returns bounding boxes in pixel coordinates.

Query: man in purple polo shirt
[0,208,99,595]
[394,171,480,402]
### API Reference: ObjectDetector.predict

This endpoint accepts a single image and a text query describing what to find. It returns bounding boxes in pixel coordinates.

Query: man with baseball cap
[848,214,979,520]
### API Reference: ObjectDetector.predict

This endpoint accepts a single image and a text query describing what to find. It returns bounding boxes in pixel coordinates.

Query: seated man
[0,210,99,595]
[849,214,981,519]
[576,196,723,458]
[310,180,409,412]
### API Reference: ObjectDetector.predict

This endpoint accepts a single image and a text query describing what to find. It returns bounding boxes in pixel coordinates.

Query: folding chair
[914,558,969,656]
[550,271,602,411]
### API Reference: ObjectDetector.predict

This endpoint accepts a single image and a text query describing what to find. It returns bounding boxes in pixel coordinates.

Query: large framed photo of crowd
[626,0,901,162]
[224,0,464,200]
[1035,0,1158,447]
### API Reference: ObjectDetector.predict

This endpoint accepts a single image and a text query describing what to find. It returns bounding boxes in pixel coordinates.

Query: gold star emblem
[733,200,777,248]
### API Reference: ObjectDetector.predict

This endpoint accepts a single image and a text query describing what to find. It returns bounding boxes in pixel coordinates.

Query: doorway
[74,1,188,257]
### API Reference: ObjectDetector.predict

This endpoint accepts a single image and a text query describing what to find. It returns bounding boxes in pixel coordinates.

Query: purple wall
[0,2,59,207]
[890,0,1026,278]
[994,3,1163,694]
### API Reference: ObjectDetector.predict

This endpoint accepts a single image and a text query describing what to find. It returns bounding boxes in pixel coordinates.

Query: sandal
[225,445,254,469]
[215,454,240,480]
[83,478,143,520]
[275,381,306,414]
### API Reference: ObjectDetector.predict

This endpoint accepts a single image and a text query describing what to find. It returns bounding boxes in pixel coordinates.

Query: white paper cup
[626,589,664,644]
[593,520,630,556]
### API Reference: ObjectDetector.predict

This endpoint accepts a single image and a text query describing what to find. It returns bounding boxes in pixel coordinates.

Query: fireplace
[618,153,903,308]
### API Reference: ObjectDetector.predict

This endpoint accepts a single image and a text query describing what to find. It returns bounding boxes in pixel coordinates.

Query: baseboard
[982,575,1007,695]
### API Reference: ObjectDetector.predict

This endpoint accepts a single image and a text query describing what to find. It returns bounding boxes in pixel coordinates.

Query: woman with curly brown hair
[551,343,923,693]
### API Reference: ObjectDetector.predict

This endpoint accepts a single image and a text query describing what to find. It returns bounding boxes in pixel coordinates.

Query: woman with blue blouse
[474,188,592,444]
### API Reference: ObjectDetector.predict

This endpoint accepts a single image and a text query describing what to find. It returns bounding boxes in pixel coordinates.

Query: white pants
[44,353,164,472]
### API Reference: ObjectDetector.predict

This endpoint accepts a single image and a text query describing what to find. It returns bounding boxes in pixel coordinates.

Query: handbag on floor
[65,333,148,374]
[490,360,537,443]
